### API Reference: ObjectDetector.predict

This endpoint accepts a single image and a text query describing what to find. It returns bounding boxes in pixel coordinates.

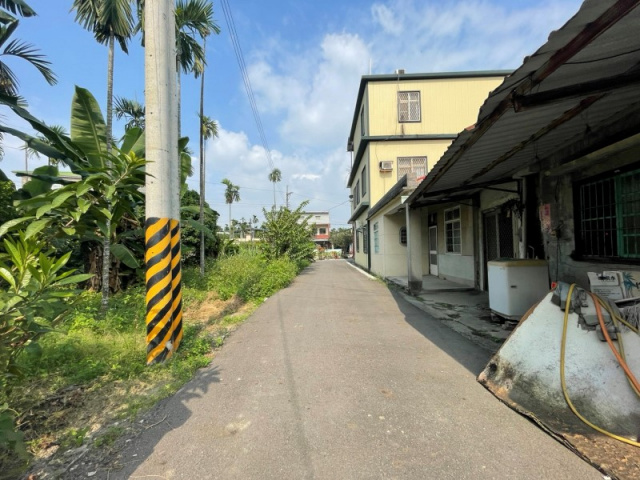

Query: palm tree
[198,112,217,275]
[114,96,145,129]
[71,0,135,311]
[175,0,218,155]
[0,1,36,18]
[221,178,239,239]
[0,2,56,97]
[268,167,281,209]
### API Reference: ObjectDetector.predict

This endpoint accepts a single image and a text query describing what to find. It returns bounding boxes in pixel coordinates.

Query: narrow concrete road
[120,261,601,479]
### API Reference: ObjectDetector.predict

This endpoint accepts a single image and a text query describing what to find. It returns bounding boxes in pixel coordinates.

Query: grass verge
[0,250,301,479]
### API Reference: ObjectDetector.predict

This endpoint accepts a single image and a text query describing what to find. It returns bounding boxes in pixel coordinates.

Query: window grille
[577,168,640,258]
[355,181,360,206]
[356,230,360,252]
[399,226,407,245]
[483,209,514,261]
[360,107,365,136]
[398,91,420,122]
[398,157,427,187]
[373,222,379,253]
[445,207,461,254]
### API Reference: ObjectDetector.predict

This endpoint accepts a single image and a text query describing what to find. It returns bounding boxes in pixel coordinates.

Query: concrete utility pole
[144,0,183,365]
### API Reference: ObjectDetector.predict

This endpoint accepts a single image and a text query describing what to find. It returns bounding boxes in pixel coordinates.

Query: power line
[220,0,275,172]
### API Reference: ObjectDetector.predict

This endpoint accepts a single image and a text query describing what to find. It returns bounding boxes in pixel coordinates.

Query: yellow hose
[560,284,640,447]
[596,296,639,334]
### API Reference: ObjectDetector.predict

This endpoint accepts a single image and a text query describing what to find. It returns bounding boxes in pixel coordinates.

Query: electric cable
[590,292,640,393]
[598,298,640,398]
[219,0,275,172]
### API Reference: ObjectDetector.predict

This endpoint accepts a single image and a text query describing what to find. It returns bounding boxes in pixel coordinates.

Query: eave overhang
[348,201,370,224]
[407,0,640,208]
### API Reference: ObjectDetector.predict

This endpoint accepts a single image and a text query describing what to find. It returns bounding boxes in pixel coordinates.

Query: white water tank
[488,259,549,319]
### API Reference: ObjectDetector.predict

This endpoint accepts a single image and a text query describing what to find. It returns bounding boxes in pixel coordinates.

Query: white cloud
[292,173,321,181]
[195,126,353,227]
[249,32,370,148]
[368,0,583,73]
[371,4,402,36]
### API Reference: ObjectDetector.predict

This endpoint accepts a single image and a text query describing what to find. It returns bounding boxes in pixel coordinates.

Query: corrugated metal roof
[409,0,640,206]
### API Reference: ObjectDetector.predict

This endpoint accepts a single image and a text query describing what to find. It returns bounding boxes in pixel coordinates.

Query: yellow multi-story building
[347,71,509,281]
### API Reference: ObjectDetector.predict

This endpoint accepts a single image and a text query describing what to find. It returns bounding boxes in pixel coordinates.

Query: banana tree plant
[0,87,146,299]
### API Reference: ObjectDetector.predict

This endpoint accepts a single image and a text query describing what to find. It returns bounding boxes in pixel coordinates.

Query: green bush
[208,250,264,301]
[248,257,297,299]
[207,250,298,302]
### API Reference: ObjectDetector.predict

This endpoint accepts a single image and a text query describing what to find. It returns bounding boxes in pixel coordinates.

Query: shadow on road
[387,287,493,377]
[105,366,222,478]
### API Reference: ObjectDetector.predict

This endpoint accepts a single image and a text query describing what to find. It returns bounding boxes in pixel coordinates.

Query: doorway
[429,225,438,276]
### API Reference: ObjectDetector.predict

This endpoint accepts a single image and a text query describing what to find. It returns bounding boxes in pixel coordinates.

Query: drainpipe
[405,202,413,291]
[520,178,527,259]
[367,219,372,272]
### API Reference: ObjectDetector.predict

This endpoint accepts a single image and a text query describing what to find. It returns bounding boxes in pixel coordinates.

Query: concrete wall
[423,202,476,287]
[370,205,408,277]
[538,143,640,287]
[353,210,369,270]
[367,77,505,136]
[367,139,452,206]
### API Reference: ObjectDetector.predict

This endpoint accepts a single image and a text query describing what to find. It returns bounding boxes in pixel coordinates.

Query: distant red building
[306,211,331,249]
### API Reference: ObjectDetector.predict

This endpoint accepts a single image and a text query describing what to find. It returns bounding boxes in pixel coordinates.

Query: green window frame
[577,168,640,259]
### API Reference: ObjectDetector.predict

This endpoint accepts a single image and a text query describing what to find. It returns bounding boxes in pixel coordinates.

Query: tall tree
[0,1,56,97]
[71,0,135,311]
[198,111,217,275]
[0,0,56,165]
[221,178,239,239]
[175,0,218,203]
[268,167,281,209]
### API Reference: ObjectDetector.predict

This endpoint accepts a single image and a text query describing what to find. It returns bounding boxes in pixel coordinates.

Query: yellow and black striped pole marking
[145,217,183,364]
[169,219,183,352]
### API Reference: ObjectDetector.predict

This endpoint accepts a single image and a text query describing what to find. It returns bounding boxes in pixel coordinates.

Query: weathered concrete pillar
[405,204,423,295]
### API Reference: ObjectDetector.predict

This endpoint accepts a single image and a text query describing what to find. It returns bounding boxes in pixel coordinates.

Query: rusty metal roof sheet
[409,0,640,206]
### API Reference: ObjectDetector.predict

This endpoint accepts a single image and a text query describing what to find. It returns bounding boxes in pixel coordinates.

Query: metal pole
[144,0,181,365]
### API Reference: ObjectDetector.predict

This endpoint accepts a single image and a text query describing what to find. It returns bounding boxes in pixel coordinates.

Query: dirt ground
[5,293,253,480]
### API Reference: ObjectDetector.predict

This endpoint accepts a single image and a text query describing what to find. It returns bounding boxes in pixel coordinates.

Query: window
[373,222,379,253]
[398,91,420,122]
[445,207,461,254]
[363,226,369,254]
[577,168,640,259]
[360,107,365,136]
[356,230,360,252]
[399,226,407,245]
[355,181,360,205]
[398,157,427,186]
[361,165,367,196]
[318,227,327,235]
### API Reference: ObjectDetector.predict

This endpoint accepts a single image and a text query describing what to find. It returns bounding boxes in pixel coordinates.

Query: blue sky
[2,0,584,229]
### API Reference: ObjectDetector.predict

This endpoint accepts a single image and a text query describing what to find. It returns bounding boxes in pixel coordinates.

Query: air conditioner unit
[379,161,393,172]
